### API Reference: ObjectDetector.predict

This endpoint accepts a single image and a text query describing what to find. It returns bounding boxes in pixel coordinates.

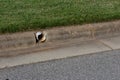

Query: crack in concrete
[97,40,113,50]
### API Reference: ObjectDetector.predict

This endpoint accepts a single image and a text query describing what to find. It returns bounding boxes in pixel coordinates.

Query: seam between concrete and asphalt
[0,20,120,57]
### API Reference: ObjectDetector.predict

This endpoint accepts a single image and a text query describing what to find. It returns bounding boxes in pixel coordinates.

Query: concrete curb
[0,20,120,57]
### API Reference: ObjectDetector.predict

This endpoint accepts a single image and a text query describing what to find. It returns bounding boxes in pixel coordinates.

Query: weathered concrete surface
[0,20,120,57]
[100,36,120,49]
[0,40,110,68]
[0,20,120,50]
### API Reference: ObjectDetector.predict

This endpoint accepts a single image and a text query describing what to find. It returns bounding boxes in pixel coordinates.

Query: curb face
[46,20,120,42]
[0,20,120,56]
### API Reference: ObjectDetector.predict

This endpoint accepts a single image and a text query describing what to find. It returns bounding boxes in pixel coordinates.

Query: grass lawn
[0,0,120,33]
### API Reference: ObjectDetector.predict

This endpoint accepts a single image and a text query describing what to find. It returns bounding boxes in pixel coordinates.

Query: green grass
[0,0,120,33]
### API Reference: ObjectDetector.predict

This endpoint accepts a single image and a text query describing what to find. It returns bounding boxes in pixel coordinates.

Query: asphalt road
[0,49,120,80]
